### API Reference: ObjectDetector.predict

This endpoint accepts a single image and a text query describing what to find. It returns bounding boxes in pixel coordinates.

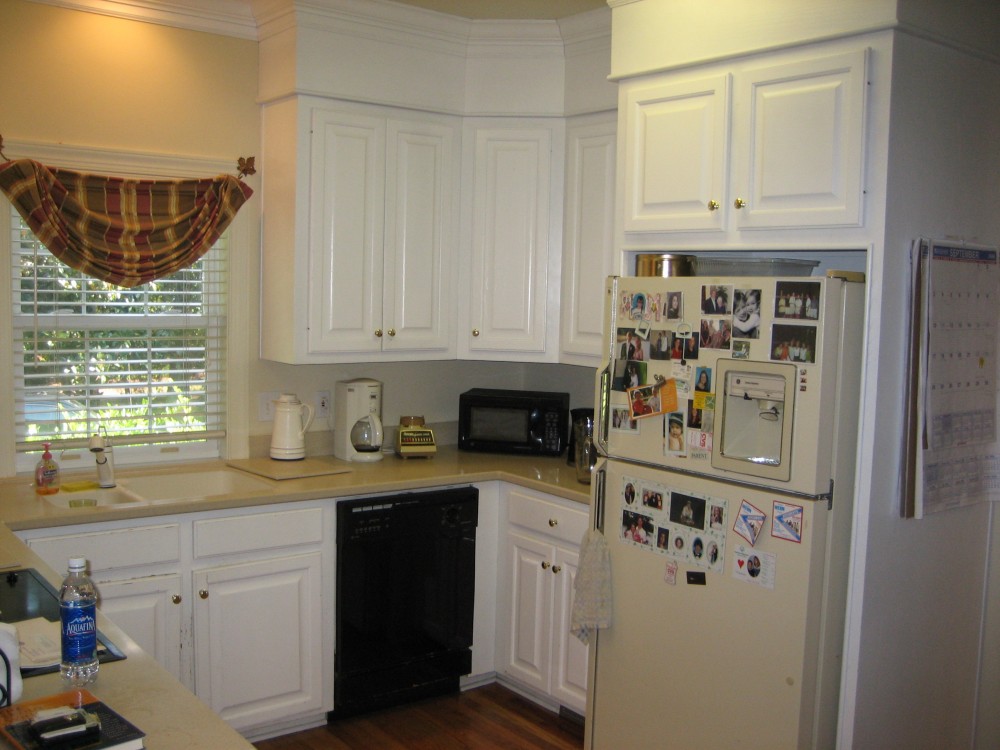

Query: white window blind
[10,206,227,453]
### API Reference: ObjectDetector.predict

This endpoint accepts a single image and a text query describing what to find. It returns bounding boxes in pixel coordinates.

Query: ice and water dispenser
[712,360,796,482]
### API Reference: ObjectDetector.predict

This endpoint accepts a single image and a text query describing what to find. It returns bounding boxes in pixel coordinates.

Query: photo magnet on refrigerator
[732,545,776,590]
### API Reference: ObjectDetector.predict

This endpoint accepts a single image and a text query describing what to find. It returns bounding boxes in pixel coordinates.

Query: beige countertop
[0,446,591,531]
[0,447,591,749]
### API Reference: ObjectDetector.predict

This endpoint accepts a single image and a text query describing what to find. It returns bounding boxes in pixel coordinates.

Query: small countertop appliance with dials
[395,416,436,458]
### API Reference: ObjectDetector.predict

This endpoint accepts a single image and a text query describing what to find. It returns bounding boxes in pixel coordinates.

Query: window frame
[0,140,253,476]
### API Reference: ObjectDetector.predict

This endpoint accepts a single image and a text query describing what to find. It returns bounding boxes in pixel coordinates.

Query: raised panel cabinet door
[97,574,184,685]
[549,545,588,714]
[467,127,552,355]
[732,48,868,229]
[382,118,457,356]
[193,552,323,731]
[622,73,729,232]
[504,530,555,694]
[561,117,617,365]
[308,109,386,355]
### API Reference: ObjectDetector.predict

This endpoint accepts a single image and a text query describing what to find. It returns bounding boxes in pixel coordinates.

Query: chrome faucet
[89,428,116,488]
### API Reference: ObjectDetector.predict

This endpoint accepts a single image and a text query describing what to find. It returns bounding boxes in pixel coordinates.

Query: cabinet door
[98,574,184,685]
[466,126,552,356]
[503,530,554,694]
[622,74,729,232]
[732,49,868,229]
[561,116,617,365]
[193,552,323,730]
[309,109,386,355]
[382,118,456,356]
[549,545,588,714]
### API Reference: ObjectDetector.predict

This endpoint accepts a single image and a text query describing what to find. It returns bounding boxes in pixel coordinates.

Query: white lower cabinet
[499,484,589,714]
[17,503,331,736]
[21,521,186,682]
[192,552,323,730]
[98,573,183,680]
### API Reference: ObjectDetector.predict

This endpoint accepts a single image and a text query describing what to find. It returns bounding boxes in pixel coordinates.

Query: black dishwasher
[332,486,478,717]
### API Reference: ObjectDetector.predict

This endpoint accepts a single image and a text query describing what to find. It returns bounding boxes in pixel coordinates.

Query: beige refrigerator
[585,271,864,749]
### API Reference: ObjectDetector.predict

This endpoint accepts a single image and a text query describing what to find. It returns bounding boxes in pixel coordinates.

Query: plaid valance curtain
[0,158,253,288]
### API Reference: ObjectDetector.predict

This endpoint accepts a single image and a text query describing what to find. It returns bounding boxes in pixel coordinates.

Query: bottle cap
[68,557,87,571]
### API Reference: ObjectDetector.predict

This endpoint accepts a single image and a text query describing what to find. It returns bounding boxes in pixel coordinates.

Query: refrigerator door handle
[596,364,611,456]
[592,459,607,532]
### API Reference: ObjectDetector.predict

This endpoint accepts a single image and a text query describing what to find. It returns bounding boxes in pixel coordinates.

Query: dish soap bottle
[34,442,60,495]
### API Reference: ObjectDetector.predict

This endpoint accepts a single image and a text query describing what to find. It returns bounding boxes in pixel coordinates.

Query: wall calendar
[906,239,1000,517]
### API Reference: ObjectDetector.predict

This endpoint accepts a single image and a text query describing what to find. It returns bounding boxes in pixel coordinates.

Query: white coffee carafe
[333,379,384,462]
[270,393,315,460]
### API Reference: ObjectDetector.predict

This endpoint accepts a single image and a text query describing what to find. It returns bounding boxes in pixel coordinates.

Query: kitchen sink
[44,487,144,509]
[118,469,276,503]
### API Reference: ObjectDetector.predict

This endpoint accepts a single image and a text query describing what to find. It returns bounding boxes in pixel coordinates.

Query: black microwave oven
[458,388,570,456]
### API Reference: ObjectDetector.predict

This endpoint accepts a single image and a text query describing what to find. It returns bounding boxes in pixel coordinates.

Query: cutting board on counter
[225,456,353,480]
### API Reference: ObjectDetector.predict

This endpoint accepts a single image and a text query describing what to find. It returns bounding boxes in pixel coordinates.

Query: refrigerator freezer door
[586,458,848,750]
[598,274,861,497]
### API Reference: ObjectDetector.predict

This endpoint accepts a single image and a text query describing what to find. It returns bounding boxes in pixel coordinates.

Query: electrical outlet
[258,391,280,421]
[315,391,331,420]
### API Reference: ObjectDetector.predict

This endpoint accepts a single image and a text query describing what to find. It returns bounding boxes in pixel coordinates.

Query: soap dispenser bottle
[34,442,60,495]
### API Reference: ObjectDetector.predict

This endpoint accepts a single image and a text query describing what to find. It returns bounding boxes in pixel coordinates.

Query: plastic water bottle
[59,557,99,685]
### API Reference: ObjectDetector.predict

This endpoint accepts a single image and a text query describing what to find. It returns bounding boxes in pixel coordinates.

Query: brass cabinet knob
[387,328,396,337]
[548,518,558,527]
[707,200,720,211]
[375,329,383,337]
[199,589,209,599]
[472,329,480,337]
[552,565,562,574]
[171,594,182,604]
[541,561,551,570]
[734,197,747,209]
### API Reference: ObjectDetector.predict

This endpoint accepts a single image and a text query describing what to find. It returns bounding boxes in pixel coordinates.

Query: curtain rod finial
[237,156,256,179]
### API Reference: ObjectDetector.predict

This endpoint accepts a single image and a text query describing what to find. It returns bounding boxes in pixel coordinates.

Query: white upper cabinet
[259,99,459,364]
[621,47,868,236]
[309,109,458,361]
[560,114,617,366]
[622,74,730,233]
[461,121,562,361]
[257,8,618,364]
[731,49,868,229]
[308,106,459,361]
[308,110,385,357]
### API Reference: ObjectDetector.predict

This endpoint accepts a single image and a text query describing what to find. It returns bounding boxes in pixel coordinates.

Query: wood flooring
[252,683,584,750]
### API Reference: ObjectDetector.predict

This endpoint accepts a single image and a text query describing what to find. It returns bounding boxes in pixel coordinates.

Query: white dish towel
[571,527,612,645]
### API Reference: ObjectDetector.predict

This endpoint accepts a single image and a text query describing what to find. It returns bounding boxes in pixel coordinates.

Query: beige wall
[1,1,259,159]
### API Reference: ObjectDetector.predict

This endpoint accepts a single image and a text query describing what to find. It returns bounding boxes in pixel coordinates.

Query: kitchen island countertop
[0,524,256,750]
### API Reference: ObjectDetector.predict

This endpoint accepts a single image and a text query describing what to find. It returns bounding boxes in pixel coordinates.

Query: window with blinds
[10,207,227,454]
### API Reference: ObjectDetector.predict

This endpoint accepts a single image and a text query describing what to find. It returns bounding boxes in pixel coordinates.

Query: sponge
[61,480,101,493]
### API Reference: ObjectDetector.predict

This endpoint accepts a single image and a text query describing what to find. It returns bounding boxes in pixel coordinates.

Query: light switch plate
[258,391,280,421]
[315,391,331,419]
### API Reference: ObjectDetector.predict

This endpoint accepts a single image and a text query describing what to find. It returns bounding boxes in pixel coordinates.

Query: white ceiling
[387,0,608,19]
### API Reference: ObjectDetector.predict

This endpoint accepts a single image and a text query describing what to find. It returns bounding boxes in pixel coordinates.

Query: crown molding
[28,0,259,39]
[30,0,611,50]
